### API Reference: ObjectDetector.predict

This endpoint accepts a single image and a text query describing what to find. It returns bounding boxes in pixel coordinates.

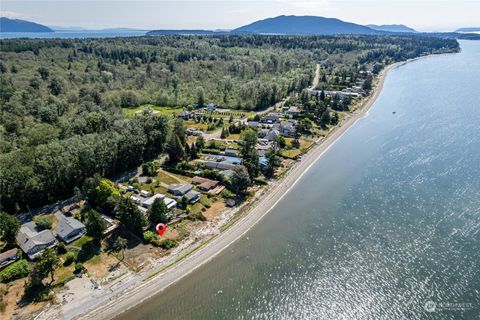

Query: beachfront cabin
[55,211,86,244]
[0,248,19,268]
[17,221,58,259]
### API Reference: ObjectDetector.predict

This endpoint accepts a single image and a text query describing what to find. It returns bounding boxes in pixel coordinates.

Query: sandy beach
[40,61,399,320]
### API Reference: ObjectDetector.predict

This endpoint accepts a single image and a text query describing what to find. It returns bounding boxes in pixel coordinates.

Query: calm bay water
[117,41,480,320]
[0,31,147,39]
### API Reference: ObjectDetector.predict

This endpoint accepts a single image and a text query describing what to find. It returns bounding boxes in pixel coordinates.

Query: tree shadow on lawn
[76,238,101,263]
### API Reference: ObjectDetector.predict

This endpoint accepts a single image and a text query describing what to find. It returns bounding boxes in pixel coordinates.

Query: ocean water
[0,30,147,39]
[116,41,480,320]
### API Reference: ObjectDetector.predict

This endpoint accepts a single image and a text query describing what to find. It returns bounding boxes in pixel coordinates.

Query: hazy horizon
[1,1,479,32]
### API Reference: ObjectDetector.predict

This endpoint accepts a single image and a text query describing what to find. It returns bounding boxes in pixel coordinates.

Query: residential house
[286,106,300,118]
[0,248,19,268]
[265,129,280,142]
[142,193,177,210]
[184,190,201,203]
[177,110,191,119]
[246,121,260,129]
[167,184,193,196]
[204,161,238,171]
[219,169,235,180]
[224,148,239,157]
[192,176,219,192]
[17,221,58,259]
[261,113,283,124]
[258,129,269,139]
[131,193,177,210]
[278,120,297,137]
[226,199,237,207]
[55,211,86,244]
[206,103,216,111]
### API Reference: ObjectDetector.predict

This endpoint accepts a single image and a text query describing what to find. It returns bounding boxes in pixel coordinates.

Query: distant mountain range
[2,15,479,40]
[148,16,421,36]
[367,24,417,33]
[0,17,53,32]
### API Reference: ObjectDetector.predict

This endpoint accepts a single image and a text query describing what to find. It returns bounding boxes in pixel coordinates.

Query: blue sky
[1,1,479,31]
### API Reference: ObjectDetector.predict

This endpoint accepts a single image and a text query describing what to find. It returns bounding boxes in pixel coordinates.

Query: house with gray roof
[0,248,19,268]
[55,211,86,244]
[168,184,193,196]
[184,190,201,203]
[17,221,58,259]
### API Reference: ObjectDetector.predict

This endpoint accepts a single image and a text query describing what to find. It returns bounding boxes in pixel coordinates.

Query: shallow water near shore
[116,41,480,320]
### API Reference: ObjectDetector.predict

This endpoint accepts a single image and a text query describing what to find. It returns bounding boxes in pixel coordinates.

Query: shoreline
[58,61,399,320]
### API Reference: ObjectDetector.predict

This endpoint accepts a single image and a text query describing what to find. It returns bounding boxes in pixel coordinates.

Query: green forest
[0,35,459,213]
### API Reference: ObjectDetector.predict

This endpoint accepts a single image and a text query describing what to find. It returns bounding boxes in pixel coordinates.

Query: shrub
[143,230,154,243]
[0,259,31,283]
[158,239,178,250]
[74,262,84,273]
[188,212,207,222]
[64,252,76,266]
[57,242,67,254]
[35,216,52,230]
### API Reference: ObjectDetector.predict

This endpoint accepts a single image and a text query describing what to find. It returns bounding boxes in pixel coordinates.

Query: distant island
[232,15,380,35]
[455,27,480,33]
[0,17,53,32]
[367,24,417,33]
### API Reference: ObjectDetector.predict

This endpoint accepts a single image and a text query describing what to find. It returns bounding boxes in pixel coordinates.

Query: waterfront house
[55,211,86,244]
[0,248,19,268]
[17,221,58,259]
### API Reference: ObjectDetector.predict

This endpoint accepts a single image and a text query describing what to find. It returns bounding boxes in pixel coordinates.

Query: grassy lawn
[156,170,181,185]
[199,195,213,208]
[53,264,75,287]
[68,235,92,250]
[184,120,209,132]
[280,148,302,159]
[122,104,183,117]
[226,133,241,140]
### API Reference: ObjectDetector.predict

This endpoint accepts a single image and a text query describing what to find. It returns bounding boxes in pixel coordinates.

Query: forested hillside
[0,35,459,213]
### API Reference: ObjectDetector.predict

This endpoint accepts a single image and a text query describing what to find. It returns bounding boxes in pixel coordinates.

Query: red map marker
[156,223,166,236]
